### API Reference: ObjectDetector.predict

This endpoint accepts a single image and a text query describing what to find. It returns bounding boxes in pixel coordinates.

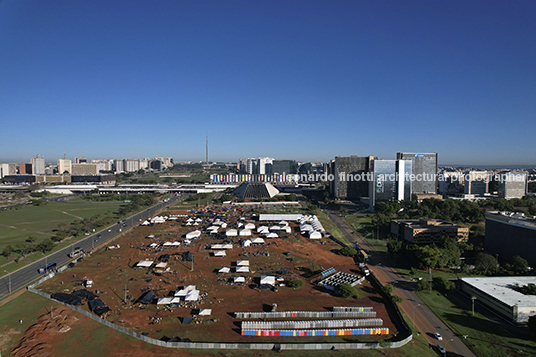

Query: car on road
[436,344,446,355]
[434,332,443,340]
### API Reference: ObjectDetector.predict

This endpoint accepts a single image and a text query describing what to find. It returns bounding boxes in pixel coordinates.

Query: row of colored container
[333,306,374,312]
[235,311,377,319]
[242,318,384,330]
[241,328,389,337]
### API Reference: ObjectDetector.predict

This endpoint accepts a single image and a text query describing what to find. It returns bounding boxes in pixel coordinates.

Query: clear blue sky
[1,0,535,165]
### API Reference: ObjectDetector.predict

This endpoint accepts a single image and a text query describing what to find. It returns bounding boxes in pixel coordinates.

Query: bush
[336,283,360,299]
[287,279,305,289]
[339,246,357,257]
[417,279,431,292]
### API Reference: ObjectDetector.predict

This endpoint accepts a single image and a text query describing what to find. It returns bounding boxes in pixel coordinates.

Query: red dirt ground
[35,206,398,349]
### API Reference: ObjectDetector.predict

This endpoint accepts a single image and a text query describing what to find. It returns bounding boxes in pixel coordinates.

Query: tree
[506,255,529,274]
[416,245,442,269]
[475,253,499,275]
[416,279,431,292]
[1,245,14,258]
[287,279,305,289]
[391,295,403,304]
[36,238,54,253]
[439,237,461,268]
[387,239,402,266]
[336,283,360,299]
[381,284,394,295]
[339,246,357,257]
[432,276,455,293]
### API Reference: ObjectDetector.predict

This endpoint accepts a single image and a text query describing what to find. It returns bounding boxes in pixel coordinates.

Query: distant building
[272,160,297,175]
[396,152,438,194]
[113,159,124,173]
[498,172,527,199]
[71,163,99,175]
[150,159,163,171]
[123,159,140,173]
[18,163,32,174]
[391,219,469,244]
[58,158,72,174]
[30,155,45,175]
[91,159,113,172]
[327,156,374,200]
[460,277,536,323]
[0,163,17,178]
[485,211,536,266]
[257,157,274,175]
[438,170,463,196]
[368,159,412,207]
[464,171,489,196]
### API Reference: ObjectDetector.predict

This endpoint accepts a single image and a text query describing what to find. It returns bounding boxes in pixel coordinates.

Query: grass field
[418,290,536,357]
[315,209,350,246]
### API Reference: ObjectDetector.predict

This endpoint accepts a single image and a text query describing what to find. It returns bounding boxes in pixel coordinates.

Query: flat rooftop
[461,277,536,308]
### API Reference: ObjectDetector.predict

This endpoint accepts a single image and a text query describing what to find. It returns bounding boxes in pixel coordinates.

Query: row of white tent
[136,260,168,269]
[218,266,250,273]
[157,285,200,304]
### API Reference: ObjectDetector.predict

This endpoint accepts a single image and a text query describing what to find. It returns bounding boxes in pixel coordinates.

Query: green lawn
[315,209,349,246]
[418,290,536,357]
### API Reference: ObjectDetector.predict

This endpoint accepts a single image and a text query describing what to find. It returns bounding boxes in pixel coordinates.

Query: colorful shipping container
[241,328,389,337]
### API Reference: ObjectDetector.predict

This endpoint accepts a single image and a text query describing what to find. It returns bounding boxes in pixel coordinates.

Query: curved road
[0,194,186,300]
[324,207,476,357]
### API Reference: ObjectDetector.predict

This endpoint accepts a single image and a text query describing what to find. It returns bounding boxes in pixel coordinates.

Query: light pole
[4,270,11,294]
[412,303,420,327]
[471,296,477,316]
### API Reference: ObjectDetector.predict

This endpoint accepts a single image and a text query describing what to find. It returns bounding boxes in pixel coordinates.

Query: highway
[324,208,476,357]
[0,194,186,300]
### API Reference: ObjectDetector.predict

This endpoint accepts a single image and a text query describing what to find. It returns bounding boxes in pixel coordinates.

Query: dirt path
[45,207,83,220]
[0,223,55,236]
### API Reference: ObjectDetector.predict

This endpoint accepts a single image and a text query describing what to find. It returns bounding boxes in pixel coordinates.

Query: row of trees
[1,237,54,260]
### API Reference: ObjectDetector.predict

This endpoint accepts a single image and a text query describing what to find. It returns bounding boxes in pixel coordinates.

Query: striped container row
[242,318,383,330]
[241,328,389,337]
[235,311,376,319]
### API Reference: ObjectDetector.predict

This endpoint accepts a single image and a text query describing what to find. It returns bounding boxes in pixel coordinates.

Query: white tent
[309,231,322,239]
[257,226,269,233]
[157,297,173,305]
[172,241,181,246]
[251,238,265,244]
[278,220,289,226]
[186,218,194,223]
[163,242,173,247]
[185,222,192,226]
[236,266,250,273]
[207,225,219,231]
[185,290,200,301]
[258,228,270,235]
[155,262,168,269]
[136,260,154,268]
[175,285,197,297]
[221,223,228,228]
[244,223,255,230]
[213,220,223,226]
[218,267,231,273]
[260,276,276,286]
[242,239,252,247]
[239,229,252,236]
[266,232,278,238]
[237,260,250,266]
[198,309,212,316]
[211,244,233,250]
[149,243,158,248]
[226,229,238,237]
[234,277,246,283]
[195,218,203,222]
[269,226,281,231]
[283,226,292,233]
[214,250,226,257]
[186,230,201,239]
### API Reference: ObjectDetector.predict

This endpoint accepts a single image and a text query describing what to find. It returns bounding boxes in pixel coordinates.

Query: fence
[333,306,374,312]
[242,318,383,330]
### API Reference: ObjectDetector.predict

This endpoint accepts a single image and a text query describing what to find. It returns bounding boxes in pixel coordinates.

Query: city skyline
[1,1,535,165]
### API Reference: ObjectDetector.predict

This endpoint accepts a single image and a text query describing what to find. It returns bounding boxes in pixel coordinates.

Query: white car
[434,332,443,340]
[436,344,446,354]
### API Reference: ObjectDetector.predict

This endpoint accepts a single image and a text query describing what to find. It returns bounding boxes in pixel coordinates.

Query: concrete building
[58,158,72,174]
[123,159,140,173]
[438,170,464,196]
[19,163,32,174]
[391,219,469,244]
[396,152,438,194]
[498,172,527,199]
[257,157,274,175]
[459,277,536,323]
[485,211,536,266]
[91,159,113,172]
[30,155,45,175]
[71,163,99,175]
[233,182,279,199]
[272,160,297,175]
[464,171,489,196]
[328,156,374,200]
[0,163,17,178]
[113,159,124,173]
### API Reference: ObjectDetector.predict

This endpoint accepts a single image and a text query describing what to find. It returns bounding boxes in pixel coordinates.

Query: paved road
[0,194,186,300]
[323,208,476,357]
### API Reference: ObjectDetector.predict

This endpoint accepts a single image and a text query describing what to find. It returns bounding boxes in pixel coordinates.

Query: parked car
[434,332,443,340]
[436,344,446,354]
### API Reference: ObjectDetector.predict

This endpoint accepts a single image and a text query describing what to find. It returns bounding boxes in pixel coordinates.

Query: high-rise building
[328,156,374,199]
[30,155,45,175]
[71,163,98,175]
[58,158,72,174]
[19,163,32,174]
[123,159,140,173]
[113,159,124,173]
[396,152,438,194]
[498,172,527,199]
[0,163,17,178]
[368,159,412,207]
[272,160,297,175]
[257,157,274,175]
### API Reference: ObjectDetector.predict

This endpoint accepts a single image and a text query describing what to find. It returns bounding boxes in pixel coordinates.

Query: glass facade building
[396,153,438,194]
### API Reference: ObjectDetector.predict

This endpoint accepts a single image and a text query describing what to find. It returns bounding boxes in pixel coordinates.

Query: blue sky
[1,0,535,165]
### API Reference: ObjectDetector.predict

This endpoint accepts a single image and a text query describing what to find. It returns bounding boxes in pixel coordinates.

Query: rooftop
[461,277,536,308]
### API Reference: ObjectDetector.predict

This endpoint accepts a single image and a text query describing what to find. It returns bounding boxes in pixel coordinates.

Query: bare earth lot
[37,208,397,347]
